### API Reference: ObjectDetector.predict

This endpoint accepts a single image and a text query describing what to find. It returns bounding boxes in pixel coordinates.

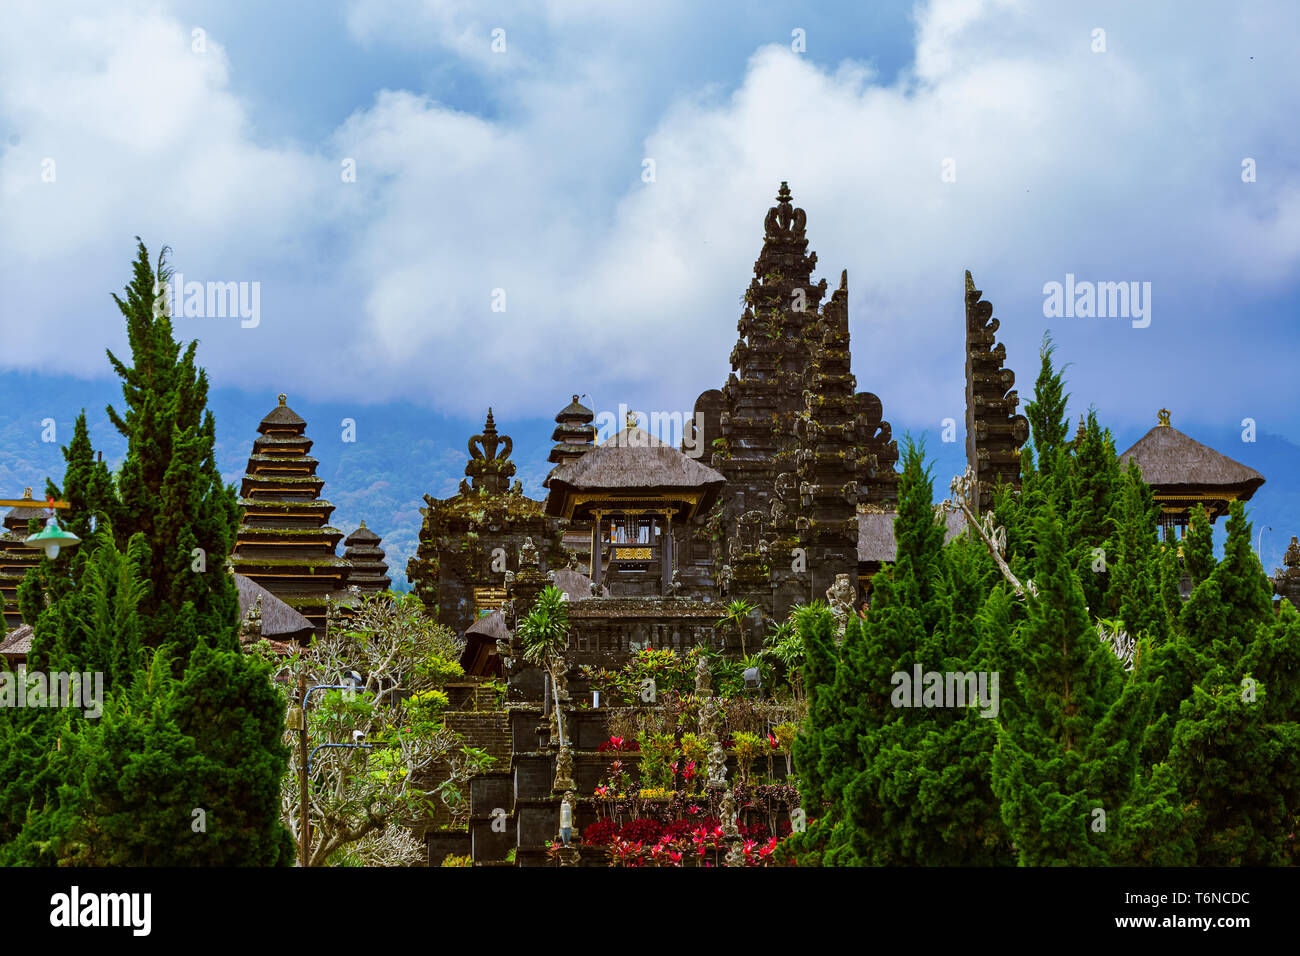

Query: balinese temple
[547,395,598,572]
[964,271,1031,513]
[685,182,908,618]
[1118,409,1265,534]
[0,488,45,629]
[342,522,392,595]
[543,416,726,598]
[1274,537,1300,611]
[547,395,597,468]
[230,394,349,638]
[407,409,567,641]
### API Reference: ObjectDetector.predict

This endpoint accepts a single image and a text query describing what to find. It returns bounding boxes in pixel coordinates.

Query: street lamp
[24,515,80,559]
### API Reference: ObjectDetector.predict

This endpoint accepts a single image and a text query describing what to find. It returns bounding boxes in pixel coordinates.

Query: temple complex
[230,394,350,637]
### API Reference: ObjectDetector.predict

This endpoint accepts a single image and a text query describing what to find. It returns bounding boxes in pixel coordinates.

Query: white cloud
[2,0,1298,432]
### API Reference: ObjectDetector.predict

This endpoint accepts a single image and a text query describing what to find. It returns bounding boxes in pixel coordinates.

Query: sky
[1,0,1298,569]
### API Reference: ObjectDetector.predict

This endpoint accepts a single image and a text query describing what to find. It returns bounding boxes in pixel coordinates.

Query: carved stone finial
[519,536,539,568]
[1076,415,1086,441]
[1285,536,1300,569]
[1157,408,1171,427]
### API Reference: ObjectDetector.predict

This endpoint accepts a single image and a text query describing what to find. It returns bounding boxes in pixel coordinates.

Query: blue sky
[1,0,1299,573]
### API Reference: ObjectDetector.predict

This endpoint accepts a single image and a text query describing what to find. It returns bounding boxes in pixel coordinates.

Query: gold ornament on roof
[1157,408,1171,427]
[278,393,287,406]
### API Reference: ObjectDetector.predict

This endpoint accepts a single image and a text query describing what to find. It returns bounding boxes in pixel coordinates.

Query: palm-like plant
[518,585,571,745]
[760,617,805,696]
[717,598,757,657]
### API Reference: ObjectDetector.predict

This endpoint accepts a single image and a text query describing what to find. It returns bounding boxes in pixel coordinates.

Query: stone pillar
[591,511,604,589]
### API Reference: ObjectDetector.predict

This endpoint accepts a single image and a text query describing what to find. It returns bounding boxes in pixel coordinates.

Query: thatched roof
[259,394,306,432]
[465,609,509,642]
[461,610,507,677]
[858,510,968,564]
[1119,421,1264,497]
[0,624,33,662]
[344,521,381,546]
[555,395,594,424]
[544,425,725,518]
[550,567,607,599]
[234,573,314,641]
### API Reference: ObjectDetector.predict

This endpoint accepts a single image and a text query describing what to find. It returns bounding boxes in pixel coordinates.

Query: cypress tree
[1162,501,1298,864]
[104,240,240,654]
[990,507,1149,865]
[1023,332,1070,476]
[1,241,292,865]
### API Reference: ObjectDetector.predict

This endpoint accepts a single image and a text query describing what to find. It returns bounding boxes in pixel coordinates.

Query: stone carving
[724,839,746,868]
[694,654,712,697]
[239,595,263,644]
[825,573,856,630]
[706,738,728,789]
[720,789,739,838]
[519,536,539,567]
[553,743,575,792]
[553,656,570,703]
[698,695,720,740]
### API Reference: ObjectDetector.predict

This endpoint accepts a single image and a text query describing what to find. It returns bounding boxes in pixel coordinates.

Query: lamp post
[1256,526,1272,563]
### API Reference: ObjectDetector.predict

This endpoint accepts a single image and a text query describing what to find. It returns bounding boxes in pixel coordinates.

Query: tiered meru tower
[0,488,44,629]
[963,271,1030,512]
[342,522,392,595]
[231,394,348,637]
[692,182,898,620]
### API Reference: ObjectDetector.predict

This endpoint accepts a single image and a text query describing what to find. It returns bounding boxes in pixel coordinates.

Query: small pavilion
[543,415,725,596]
[1118,409,1264,534]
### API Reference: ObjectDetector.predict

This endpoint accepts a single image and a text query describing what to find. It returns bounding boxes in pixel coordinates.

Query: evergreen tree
[1,241,292,866]
[990,507,1149,864]
[1023,332,1070,477]
[104,240,240,654]
[1161,501,1298,864]
[1110,462,1165,646]
[1065,410,1121,615]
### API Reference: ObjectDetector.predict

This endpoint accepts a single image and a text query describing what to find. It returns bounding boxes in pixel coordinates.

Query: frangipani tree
[271,592,492,866]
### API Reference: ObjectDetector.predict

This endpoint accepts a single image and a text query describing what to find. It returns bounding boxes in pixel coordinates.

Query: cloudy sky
[2,0,1298,440]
